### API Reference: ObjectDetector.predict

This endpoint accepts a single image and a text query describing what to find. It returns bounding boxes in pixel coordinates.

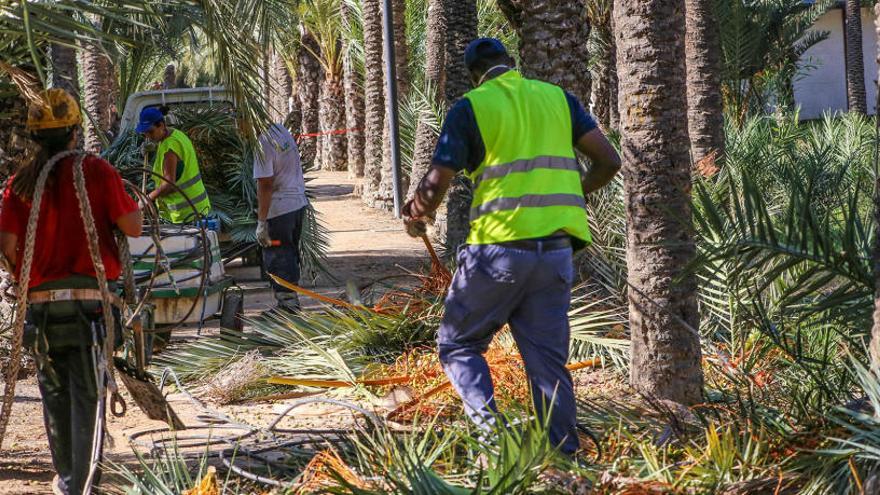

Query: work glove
[402,199,431,238]
[256,220,272,248]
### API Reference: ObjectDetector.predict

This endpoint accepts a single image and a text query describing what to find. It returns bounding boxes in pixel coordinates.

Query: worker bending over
[137,106,212,223]
[254,120,309,313]
[0,89,142,494]
[404,39,621,456]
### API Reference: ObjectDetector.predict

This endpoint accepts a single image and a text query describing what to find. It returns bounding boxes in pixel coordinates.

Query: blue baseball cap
[464,38,508,71]
[136,107,164,133]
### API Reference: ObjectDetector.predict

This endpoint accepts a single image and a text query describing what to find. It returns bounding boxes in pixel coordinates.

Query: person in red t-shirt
[0,89,141,495]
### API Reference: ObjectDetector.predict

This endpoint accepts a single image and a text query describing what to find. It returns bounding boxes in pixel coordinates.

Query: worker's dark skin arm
[257,177,275,221]
[148,151,179,201]
[404,165,457,220]
[1,232,18,270]
[116,210,144,237]
[576,129,621,194]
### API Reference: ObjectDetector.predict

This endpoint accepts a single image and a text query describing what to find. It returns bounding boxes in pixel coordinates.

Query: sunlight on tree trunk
[869,3,880,372]
[615,0,703,405]
[497,0,592,106]
[362,0,385,204]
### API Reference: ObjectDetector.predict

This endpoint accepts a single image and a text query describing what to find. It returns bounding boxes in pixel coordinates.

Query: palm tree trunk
[407,0,447,201]
[344,49,366,178]
[362,0,385,204]
[48,43,80,97]
[297,29,323,168]
[497,0,592,106]
[270,49,293,123]
[440,0,478,254]
[609,11,620,130]
[869,3,880,371]
[685,0,725,166]
[588,0,613,130]
[376,0,411,210]
[615,0,703,405]
[79,34,118,153]
[320,75,348,171]
[846,0,868,114]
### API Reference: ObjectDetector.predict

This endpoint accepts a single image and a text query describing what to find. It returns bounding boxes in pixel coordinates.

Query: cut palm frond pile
[297,448,370,494]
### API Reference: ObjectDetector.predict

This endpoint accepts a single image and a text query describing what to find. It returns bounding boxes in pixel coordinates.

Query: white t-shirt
[253,123,309,219]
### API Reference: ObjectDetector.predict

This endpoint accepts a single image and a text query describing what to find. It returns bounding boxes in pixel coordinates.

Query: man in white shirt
[254,122,309,313]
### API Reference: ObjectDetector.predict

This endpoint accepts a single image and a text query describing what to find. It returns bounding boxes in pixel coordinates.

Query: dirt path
[0,171,430,494]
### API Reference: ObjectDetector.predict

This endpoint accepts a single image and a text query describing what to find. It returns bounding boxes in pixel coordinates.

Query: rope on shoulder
[0,150,127,450]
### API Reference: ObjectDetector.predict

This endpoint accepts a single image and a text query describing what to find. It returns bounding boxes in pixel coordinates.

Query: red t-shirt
[0,155,138,289]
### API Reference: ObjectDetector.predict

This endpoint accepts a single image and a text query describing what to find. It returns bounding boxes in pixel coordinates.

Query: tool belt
[29,288,124,309]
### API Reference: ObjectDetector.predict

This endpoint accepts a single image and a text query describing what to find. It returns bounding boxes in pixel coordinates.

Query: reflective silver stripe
[167,190,209,211]
[476,156,580,184]
[470,193,586,221]
[176,173,203,191]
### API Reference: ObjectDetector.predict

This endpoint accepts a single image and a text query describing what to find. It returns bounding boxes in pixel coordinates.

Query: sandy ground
[0,171,431,494]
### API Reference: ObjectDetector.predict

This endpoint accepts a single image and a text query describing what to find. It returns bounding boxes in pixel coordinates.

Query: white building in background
[794,3,879,119]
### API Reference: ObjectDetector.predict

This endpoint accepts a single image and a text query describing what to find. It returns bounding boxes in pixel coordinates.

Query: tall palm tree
[496,0,592,106]
[79,20,118,152]
[302,0,348,171]
[297,27,323,167]
[406,0,447,201]
[341,0,365,178]
[375,0,410,209]
[362,0,385,204]
[441,0,478,253]
[48,43,79,97]
[615,0,703,405]
[685,0,725,165]
[845,0,867,114]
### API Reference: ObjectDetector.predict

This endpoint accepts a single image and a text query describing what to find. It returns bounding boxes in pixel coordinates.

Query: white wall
[793,9,847,119]
[793,8,879,119]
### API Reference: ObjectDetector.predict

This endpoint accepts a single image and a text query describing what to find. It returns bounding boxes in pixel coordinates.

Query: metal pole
[382,0,403,217]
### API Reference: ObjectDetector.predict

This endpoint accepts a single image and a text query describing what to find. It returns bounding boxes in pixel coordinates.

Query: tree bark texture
[440,0,478,254]
[869,3,880,371]
[320,77,348,171]
[297,30,323,168]
[270,49,293,123]
[407,0,448,201]
[587,0,614,130]
[685,0,725,166]
[49,43,80,98]
[376,0,411,210]
[497,0,592,107]
[79,35,118,153]
[343,50,366,178]
[362,0,386,205]
[609,11,620,130]
[615,0,703,405]
[846,0,868,114]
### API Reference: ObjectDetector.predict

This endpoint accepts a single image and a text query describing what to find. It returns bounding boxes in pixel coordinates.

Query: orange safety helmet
[26,88,82,132]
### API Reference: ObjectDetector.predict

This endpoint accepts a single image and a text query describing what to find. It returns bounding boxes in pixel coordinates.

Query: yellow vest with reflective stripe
[153,129,211,223]
[464,71,591,246]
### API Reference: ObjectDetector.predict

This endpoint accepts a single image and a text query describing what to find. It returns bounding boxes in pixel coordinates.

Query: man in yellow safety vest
[403,38,621,456]
[137,106,212,223]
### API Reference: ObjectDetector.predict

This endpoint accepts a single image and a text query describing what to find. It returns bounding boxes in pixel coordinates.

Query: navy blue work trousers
[438,242,578,455]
